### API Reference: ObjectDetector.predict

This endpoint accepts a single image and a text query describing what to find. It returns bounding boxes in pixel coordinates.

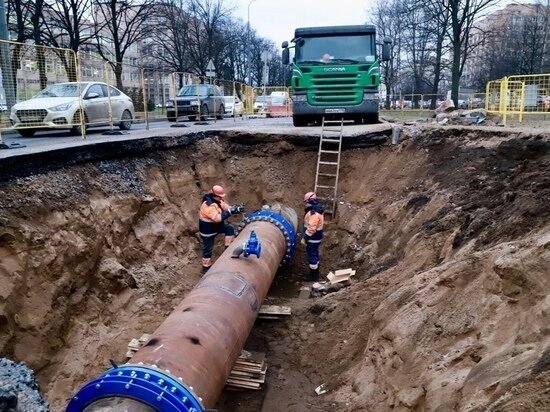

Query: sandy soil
[0,125,548,411]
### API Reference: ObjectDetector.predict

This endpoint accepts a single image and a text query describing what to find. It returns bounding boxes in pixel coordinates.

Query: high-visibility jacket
[303,210,324,243]
[199,193,230,237]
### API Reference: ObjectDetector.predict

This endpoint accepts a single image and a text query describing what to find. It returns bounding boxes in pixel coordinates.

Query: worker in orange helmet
[199,185,244,273]
[301,191,325,281]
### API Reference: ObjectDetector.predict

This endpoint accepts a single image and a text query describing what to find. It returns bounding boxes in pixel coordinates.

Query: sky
[230,0,370,50]
[229,0,519,50]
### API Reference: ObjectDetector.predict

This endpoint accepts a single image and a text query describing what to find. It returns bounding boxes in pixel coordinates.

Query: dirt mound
[0,126,548,411]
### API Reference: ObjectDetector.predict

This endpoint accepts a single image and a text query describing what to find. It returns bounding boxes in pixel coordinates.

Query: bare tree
[444,0,499,105]
[150,0,192,73]
[373,0,405,108]
[40,0,102,81]
[92,0,154,89]
[184,0,230,77]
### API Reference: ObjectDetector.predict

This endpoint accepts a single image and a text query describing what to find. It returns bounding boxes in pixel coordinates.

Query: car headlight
[166,100,174,108]
[292,94,306,102]
[191,100,200,106]
[50,102,75,111]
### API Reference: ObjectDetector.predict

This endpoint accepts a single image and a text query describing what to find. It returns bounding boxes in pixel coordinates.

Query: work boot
[304,268,320,282]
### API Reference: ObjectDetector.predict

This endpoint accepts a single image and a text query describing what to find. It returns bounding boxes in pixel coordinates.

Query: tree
[92,0,154,89]
[444,0,500,106]
[40,0,102,81]
[184,0,231,78]
[150,0,192,73]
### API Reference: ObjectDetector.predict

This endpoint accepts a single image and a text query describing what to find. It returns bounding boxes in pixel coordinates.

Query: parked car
[253,95,270,113]
[9,82,134,137]
[166,84,224,121]
[266,95,292,117]
[223,95,244,117]
[537,95,550,111]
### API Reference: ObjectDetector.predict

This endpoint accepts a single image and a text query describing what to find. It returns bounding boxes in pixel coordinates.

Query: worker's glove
[221,210,231,220]
[301,233,311,246]
[300,238,307,246]
[229,204,245,214]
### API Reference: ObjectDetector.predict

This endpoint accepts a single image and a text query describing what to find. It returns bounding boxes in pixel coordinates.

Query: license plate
[325,108,345,113]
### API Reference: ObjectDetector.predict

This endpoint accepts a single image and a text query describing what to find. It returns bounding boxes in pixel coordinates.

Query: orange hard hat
[304,191,316,202]
[212,185,226,197]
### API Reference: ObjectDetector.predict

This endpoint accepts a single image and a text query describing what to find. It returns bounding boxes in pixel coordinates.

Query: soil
[0,125,549,411]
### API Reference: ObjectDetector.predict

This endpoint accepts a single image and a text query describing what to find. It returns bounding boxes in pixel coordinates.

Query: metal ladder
[314,117,343,217]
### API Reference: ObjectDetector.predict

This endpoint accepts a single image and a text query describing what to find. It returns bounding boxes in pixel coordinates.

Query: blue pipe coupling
[239,206,297,265]
[66,365,204,412]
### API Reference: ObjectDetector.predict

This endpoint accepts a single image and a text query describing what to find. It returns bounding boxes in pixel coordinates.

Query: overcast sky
[229,0,370,49]
[229,0,519,50]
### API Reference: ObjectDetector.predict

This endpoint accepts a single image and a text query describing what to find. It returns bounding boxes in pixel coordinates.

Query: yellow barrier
[486,74,550,125]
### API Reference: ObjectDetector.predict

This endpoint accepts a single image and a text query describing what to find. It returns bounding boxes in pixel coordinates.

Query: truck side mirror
[382,38,392,62]
[281,41,288,49]
[282,48,289,65]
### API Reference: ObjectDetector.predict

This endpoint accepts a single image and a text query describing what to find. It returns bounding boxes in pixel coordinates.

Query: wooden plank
[258,305,291,316]
[334,268,353,276]
[226,379,261,389]
[138,333,151,344]
[228,375,266,384]
[127,338,141,350]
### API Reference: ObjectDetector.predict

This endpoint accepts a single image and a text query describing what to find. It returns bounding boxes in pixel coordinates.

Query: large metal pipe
[67,204,297,412]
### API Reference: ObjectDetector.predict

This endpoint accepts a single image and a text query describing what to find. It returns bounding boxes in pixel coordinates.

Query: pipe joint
[66,365,204,412]
[239,206,297,265]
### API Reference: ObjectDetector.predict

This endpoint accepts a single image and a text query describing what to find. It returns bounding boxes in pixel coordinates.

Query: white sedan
[223,95,244,117]
[10,82,135,137]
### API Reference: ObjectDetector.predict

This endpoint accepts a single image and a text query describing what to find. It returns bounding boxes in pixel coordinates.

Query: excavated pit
[0,126,549,411]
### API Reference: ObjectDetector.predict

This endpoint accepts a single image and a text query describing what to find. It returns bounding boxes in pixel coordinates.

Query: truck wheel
[364,113,379,124]
[293,115,307,127]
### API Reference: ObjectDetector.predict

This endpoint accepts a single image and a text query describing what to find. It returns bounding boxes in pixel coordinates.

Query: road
[0,116,393,160]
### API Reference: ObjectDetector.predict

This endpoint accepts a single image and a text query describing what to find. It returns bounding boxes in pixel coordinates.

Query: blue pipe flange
[66,365,204,412]
[240,210,296,265]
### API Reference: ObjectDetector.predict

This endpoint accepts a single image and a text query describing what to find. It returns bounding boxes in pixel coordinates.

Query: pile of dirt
[0,125,548,411]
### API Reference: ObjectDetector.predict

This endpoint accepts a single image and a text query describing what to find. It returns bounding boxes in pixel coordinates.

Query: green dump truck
[282,25,391,126]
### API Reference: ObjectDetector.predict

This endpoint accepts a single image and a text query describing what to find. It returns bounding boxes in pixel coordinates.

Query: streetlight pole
[246,0,258,86]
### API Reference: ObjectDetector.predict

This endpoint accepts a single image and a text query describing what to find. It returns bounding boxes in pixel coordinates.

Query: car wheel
[70,110,87,136]
[188,116,196,121]
[216,105,224,120]
[200,104,209,121]
[18,129,36,137]
[119,110,133,130]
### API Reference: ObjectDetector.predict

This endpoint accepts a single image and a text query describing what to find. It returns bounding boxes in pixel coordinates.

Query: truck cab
[282,25,391,127]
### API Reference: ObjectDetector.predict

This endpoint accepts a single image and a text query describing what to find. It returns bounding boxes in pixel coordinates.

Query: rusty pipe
[67,204,297,412]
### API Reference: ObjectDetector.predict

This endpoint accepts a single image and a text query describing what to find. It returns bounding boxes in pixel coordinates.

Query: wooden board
[327,269,356,284]
[259,305,291,316]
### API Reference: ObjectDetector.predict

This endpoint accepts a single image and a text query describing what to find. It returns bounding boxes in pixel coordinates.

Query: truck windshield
[295,35,375,64]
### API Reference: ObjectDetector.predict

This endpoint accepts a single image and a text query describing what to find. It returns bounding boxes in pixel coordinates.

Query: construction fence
[0,41,292,140]
[486,74,550,125]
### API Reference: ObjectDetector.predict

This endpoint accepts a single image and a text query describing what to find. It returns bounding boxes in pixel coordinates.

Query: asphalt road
[0,116,393,160]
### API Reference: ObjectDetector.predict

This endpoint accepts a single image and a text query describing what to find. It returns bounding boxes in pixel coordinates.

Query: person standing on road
[301,191,325,281]
[199,185,244,273]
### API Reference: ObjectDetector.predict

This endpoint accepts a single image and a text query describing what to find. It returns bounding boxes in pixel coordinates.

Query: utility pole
[0,0,15,146]
[246,0,257,86]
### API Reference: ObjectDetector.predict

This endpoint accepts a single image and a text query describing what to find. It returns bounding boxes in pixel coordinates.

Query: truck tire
[364,113,379,124]
[293,115,308,127]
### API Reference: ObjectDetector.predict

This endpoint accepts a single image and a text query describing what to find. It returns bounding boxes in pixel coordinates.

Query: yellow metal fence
[486,74,550,125]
